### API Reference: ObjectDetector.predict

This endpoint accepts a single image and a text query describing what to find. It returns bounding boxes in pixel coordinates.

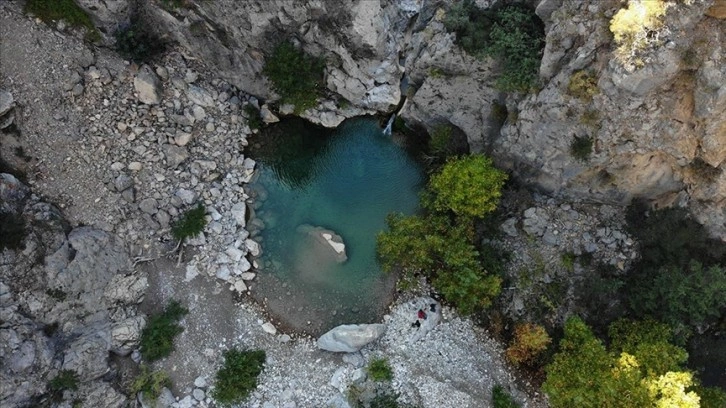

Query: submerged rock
[317,323,386,353]
[296,224,348,263]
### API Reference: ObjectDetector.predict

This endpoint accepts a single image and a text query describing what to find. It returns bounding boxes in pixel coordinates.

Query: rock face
[0,175,144,407]
[81,1,726,237]
[0,88,15,129]
[317,323,387,353]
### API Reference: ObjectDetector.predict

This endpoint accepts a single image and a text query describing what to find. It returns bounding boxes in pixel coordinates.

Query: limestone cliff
[79,0,725,238]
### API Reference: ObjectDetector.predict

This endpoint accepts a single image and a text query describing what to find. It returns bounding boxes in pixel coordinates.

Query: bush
[367,358,394,382]
[171,203,207,241]
[492,385,520,408]
[428,155,508,218]
[244,104,263,131]
[570,136,592,161]
[263,42,325,113]
[0,211,27,251]
[444,2,544,91]
[428,125,453,159]
[610,0,668,66]
[49,370,79,393]
[505,323,551,366]
[211,348,266,406]
[130,366,171,403]
[24,0,100,42]
[115,20,166,63]
[567,71,599,101]
[140,300,188,361]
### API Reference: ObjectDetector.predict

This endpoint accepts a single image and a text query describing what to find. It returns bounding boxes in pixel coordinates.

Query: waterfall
[383,114,395,136]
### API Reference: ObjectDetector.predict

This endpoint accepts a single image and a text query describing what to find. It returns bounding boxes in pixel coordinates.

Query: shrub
[428,125,453,159]
[492,385,520,408]
[610,0,668,66]
[262,42,325,113]
[570,136,592,161]
[24,0,100,42]
[428,155,508,218]
[505,323,551,366]
[0,211,27,251]
[560,252,576,272]
[131,366,171,403]
[140,300,188,361]
[244,104,263,131]
[567,71,599,101]
[115,20,166,63]
[367,358,394,382]
[49,370,79,393]
[444,2,544,91]
[211,348,266,406]
[171,203,207,241]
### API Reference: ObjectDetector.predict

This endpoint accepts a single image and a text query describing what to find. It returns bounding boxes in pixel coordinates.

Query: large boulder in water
[317,323,387,353]
[296,224,348,263]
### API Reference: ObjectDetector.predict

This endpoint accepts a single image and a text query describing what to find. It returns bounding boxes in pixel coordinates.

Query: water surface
[247,117,423,334]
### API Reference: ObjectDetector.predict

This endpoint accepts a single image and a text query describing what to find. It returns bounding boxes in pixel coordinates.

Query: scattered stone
[244,239,260,257]
[175,132,193,146]
[192,388,205,401]
[262,322,277,335]
[134,65,162,105]
[128,162,143,171]
[71,83,84,96]
[187,85,215,107]
[175,188,195,205]
[233,279,248,293]
[230,202,247,226]
[240,272,256,281]
[260,104,280,123]
[194,376,207,388]
[163,145,189,168]
[0,89,14,117]
[138,198,158,215]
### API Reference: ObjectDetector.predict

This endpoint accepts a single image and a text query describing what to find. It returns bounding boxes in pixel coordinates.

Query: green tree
[544,317,712,408]
[626,261,726,340]
[428,155,508,218]
[262,42,325,113]
[377,155,506,314]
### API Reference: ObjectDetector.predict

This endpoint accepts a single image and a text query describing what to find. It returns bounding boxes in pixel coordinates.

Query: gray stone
[138,198,158,215]
[191,105,206,121]
[62,329,112,381]
[230,202,246,226]
[326,394,352,408]
[134,65,162,105]
[175,131,193,146]
[175,188,195,205]
[114,174,133,192]
[194,376,207,388]
[245,239,260,257]
[317,324,387,353]
[0,89,14,117]
[260,104,279,123]
[187,85,215,107]
[110,316,146,356]
[192,388,205,401]
[163,145,189,168]
[262,322,277,334]
[156,210,171,228]
[342,353,364,368]
[71,83,85,96]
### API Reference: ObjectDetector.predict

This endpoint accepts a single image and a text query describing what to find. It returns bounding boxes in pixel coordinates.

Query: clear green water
[247,117,423,333]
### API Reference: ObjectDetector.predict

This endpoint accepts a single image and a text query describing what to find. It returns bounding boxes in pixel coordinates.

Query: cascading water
[383,114,395,136]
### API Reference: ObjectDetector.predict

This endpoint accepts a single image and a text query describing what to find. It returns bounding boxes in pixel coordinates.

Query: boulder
[162,145,189,168]
[110,316,146,356]
[187,85,215,107]
[317,323,386,353]
[296,224,348,263]
[260,104,280,123]
[62,328,112,381]
[134,65,162,105]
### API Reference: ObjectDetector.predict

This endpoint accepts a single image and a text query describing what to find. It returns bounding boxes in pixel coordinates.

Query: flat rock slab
[296,224,348,263]
[317,323,386,353]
